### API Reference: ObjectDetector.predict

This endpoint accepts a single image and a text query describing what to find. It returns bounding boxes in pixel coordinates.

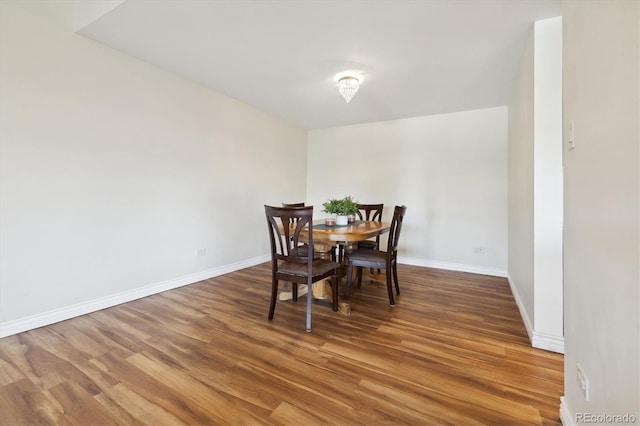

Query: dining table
[278,219,391,313]
[309,219,390,262]
[309,219,391,243]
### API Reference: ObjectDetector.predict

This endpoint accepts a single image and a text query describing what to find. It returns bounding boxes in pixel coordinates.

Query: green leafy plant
[322,196,358,216]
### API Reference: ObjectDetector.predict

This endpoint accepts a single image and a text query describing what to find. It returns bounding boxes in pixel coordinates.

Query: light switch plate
[568,120,576,150]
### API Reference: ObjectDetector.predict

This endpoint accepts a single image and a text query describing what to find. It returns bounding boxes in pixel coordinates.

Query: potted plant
[323,196,358,225]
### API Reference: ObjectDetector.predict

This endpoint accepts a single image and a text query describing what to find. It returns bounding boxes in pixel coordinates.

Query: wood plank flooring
[0,263,563,425]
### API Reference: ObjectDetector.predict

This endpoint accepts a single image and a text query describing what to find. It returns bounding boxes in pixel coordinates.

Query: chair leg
[356,266,363,288]
[392,261,400,295]
[305,279,313,332]
[292,283,298,301]
[385,267,395,307]
[330,244,345,262]
[269,278,278,319]
[331,274,339,311]
[345,262,353,299]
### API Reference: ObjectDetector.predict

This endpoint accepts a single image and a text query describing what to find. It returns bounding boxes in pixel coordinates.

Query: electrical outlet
[195,248,206,257]
[473,247,487,254]
[577,364,589,400]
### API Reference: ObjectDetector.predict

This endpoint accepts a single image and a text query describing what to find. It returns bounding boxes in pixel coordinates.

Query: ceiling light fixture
[336,72,362,103]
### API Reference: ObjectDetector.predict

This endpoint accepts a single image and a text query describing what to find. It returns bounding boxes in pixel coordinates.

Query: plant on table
[323,196,358,225]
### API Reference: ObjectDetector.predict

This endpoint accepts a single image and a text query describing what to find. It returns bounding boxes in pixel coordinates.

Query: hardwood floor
[0,263,563,425]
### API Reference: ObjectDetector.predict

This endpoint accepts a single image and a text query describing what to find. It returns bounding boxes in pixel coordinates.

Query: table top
[309,220,391,242]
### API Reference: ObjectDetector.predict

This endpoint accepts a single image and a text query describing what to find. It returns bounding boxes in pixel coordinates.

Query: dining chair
[332,203,384,263]
[356,203,384,221]
[356,203,384,273]
[281,203,308,254]
[265,205,341,331]
[345,205,407,307]
[282,201,337,262]
[280,202,308,300]
[284,202,341,263]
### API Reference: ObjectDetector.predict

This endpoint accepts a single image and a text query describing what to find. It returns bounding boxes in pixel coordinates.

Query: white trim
[507,273,535,341]
[559,397,574,426]
[398,257,507,278]
[0,255,270,338]
[532,330,565,354]
[507,273,565,353]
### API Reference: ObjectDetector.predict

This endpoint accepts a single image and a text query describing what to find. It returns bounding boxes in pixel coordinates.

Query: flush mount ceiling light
[338,76,359,103]
[336,71,362,103]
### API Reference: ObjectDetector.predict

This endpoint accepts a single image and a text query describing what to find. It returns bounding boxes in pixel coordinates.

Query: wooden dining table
[277,220,391,311]
[309,219,391,243]
[305,220,391,308]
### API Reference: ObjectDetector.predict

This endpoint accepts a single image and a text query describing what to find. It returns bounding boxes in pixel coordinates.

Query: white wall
[533,17,564,352]
[307,107,508,276]
[561,0,639,423]
[508,29,535,335]
[508,17,564,354]
[0,1,307,336]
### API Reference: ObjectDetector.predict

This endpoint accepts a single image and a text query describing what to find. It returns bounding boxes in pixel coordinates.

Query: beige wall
[0,1,307,335]
[307,107,508,276]
[561,0,639,422]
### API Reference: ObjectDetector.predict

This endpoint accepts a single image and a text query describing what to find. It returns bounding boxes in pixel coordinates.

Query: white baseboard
[0,255,270,338]
[507,273,535,341]
[398,257,507,277]
[560,397,573,426]
[532,330,565,354]
[507,273,564,354]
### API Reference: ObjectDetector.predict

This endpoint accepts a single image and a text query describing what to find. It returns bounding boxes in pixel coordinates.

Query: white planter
[336,215,349,226]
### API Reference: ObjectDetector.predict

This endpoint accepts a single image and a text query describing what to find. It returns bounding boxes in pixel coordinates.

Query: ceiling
[77,0,562,130]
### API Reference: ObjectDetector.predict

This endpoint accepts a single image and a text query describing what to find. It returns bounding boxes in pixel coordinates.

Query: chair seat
[347,249,387,269]
[357,240,377,250]
[279,259,341,277]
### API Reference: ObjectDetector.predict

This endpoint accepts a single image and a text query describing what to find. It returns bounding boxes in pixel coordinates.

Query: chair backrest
[282,202,306,226]
[386,205,407,254]
[265,205,314,264]
[356,203,384,221]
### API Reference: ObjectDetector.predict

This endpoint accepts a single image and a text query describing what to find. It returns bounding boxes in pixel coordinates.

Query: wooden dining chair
[345,205,407,307]
[265,205,341,331]
[284,202,342,263]
[280,202,308,300]
[282,202,305,208]
[281,203,308,253]
[356,203,384,272]
[333,203,385,265]
[356,203,384,221]
[356,203,384,248]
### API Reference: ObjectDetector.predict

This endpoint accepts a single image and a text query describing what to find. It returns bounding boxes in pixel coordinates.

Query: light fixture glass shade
[338,76,360,103]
